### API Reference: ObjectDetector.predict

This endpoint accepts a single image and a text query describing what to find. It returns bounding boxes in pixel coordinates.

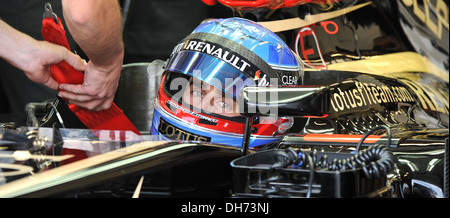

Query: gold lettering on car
[401,0,449,39]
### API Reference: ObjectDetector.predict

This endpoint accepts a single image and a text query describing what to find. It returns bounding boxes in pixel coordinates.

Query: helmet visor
[165,50,256,99]
[163,71,247,118]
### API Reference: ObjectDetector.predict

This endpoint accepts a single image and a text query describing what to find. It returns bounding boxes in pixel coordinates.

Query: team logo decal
[158,118,211,142]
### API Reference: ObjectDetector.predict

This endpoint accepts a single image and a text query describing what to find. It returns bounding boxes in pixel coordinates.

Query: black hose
[298,144,395,179]
[265,124,396,196]
[272,143,395,180]
[264,149,314,197]
[355,125,391,152]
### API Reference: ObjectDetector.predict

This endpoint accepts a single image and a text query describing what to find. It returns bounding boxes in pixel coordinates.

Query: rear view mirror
[239,85,329,118]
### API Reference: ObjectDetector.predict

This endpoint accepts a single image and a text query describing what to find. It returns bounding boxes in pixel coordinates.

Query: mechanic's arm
[0,19,86,90]
[58,0,124,111]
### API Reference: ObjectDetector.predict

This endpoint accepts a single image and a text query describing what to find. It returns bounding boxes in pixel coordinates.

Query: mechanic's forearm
[1,19,86,89]
[0,19,38,71]
[61,0,124,67]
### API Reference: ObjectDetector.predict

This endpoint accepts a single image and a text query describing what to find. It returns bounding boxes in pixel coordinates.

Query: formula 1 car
[0,0,448,198]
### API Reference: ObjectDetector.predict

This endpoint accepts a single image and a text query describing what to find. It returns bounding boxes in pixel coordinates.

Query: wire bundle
[299,144,395,179]
[256,125,395,197]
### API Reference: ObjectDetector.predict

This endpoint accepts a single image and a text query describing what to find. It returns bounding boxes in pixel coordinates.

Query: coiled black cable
[299,144,395,179]
[266,145,395,198]
[266,149,315,198]
[273,123,395,179]
[265,125,395,197]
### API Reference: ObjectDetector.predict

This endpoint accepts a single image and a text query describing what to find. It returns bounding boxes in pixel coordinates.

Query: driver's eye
[217,101,231,110]
[192,90,203,97]
[191,84,204,97]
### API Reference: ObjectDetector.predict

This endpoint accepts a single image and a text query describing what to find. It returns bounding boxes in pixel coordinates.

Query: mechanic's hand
[57,55,122,111]
[23,40,87,90]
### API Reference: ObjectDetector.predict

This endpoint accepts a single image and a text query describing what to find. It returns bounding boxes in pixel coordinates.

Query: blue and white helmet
[151,17,303,148]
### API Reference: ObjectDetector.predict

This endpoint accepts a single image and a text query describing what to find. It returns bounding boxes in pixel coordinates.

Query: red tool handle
[42,17,140,135]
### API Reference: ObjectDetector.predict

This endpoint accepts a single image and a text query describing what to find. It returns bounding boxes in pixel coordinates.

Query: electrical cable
[303,144,395,179]
[285,126,394,179]
[356,125,391,152]
[263,125,395,197]
[305,153,314,198]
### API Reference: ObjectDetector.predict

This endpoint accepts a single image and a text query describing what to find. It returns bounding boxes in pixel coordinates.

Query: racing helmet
[151,17,303,148]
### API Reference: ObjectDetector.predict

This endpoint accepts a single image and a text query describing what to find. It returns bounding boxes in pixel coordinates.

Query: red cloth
[42,17,140,135]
